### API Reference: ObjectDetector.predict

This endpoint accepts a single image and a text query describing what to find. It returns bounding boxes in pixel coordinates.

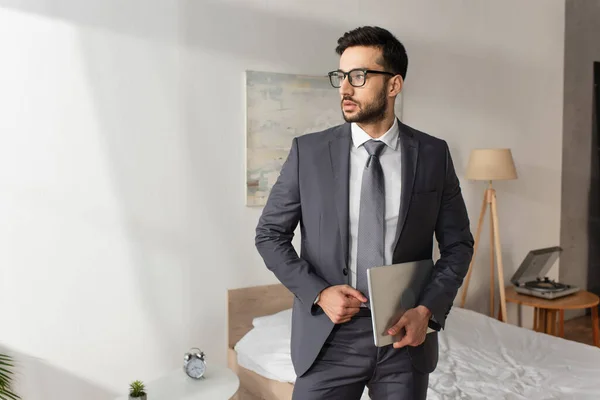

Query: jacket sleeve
[255,137,331,313]
[418,141,474,329]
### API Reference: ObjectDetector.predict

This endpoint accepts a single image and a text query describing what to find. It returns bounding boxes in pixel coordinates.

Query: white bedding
[235,307,600,399]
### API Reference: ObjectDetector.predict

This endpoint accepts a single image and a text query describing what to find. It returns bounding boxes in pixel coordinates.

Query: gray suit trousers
[292,312,429,400]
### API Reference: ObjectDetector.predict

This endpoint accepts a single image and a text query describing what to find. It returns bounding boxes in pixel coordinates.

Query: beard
[341,86,388,124]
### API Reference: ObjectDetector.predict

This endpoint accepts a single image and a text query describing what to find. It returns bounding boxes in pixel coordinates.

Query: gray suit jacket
[255,119,474,377]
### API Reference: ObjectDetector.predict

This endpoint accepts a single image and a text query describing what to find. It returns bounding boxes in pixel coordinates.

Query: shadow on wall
[0,0,359,373]
[0,0,353,64]
[0,0,359,374]
[2,0,193,368]
[0,0,180,45]
[1,343,118,400]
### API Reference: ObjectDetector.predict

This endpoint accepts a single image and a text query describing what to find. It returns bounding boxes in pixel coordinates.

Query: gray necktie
[356,140,386,304]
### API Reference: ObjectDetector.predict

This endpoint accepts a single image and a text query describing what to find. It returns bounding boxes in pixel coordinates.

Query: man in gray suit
[255,26,474,399]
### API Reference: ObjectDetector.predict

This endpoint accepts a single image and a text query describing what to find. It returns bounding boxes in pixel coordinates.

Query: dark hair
[335,26,408,80]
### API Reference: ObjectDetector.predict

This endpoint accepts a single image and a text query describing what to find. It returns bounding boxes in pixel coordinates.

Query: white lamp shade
[466,148,517,181]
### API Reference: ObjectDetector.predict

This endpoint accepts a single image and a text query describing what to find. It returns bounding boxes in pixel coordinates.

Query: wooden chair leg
[533,307,538,330]
[539,309,547,333]
[545,310,556,335]
[534,308,543,332]
[592,306,600,347]
[559,309,564,337]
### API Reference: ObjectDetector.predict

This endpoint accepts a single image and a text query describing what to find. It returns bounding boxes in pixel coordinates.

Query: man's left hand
[387,305,432,349]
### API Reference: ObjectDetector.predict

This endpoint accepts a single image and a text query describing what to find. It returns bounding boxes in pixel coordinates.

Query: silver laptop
[367,259,434,347]
[510,246,579,299]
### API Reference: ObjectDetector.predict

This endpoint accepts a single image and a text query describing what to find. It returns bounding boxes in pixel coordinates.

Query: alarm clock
[183,348,206,379]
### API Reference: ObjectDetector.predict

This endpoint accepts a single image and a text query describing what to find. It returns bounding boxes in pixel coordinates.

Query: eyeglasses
[327,68,396,88]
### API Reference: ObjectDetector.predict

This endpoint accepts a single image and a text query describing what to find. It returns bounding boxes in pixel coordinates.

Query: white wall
[0,0,565,398]
[0,1,184,397]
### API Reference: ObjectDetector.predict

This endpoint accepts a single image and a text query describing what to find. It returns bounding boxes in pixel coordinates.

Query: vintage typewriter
[510,246,579,300]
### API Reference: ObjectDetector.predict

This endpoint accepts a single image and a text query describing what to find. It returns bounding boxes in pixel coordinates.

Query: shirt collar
[351,118,400,151]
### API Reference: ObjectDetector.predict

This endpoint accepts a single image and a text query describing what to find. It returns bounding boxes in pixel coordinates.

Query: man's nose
[339,75,353,97]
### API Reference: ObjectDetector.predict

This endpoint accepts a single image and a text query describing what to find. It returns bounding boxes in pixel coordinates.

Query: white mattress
[235,306,600,399]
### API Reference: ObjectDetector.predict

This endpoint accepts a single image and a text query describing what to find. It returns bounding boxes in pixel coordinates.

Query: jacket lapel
[393,120,419,250]
[329,124,352,267]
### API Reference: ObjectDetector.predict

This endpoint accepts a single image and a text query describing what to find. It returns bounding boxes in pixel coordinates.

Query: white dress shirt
[349,119,402,288]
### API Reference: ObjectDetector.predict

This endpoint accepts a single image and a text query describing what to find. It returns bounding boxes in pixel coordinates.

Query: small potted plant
[128,380,147,400]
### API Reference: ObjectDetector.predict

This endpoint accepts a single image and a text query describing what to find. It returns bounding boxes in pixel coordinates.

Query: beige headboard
[227,283,294,348]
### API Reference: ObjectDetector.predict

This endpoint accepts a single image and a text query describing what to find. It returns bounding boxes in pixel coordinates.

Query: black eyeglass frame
[327,68,396,88]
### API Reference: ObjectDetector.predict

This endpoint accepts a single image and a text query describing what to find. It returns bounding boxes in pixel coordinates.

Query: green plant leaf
[0,366,14,375]
[128,380,146,396]
[0,391,21,400]
[0,388,21,400]
[0,354,20,400]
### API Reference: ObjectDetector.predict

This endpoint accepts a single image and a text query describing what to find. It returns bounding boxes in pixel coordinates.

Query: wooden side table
[503,286,600,346]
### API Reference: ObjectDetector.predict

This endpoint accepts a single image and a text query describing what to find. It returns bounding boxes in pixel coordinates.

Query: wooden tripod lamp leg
[489,191,495,317]
[460,189,489,308]
[490,190,507,322]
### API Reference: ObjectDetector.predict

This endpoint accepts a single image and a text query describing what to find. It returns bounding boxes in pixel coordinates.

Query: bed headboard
[227,283,294,348]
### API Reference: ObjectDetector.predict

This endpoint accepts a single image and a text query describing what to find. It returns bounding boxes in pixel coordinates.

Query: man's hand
[387,305,432,348]
[316,285,368,324]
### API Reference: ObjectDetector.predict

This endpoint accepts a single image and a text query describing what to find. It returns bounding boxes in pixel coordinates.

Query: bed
[227,283,600,400]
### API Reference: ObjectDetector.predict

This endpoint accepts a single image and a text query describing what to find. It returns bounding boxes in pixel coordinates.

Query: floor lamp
[459,149,517,322]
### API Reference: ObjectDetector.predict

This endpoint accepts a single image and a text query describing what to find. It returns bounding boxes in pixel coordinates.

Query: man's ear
[389,75,403,97]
